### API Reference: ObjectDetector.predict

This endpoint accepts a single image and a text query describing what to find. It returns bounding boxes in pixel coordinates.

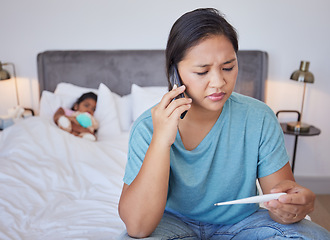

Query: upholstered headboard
[37,50,268,100]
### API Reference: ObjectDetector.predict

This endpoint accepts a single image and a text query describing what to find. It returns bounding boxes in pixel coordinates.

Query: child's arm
[53,107,72,133]
[54,108,95,136]
[53,107,65,125]
[70,119,94,136]
[70,112,96,135]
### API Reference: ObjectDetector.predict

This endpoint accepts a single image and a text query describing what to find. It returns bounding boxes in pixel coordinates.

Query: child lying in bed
[53,92,99,141]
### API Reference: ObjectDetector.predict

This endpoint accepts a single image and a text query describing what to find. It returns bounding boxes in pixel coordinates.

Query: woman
[118,8,330,239]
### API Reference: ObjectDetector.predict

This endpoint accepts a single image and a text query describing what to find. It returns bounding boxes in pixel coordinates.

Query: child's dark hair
[71,92,97,110]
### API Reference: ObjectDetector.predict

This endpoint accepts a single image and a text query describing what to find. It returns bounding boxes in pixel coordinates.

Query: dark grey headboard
[37,50,268,101]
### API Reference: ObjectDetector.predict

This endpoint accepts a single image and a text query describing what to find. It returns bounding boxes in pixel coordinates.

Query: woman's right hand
[151,85,192,147]
[119,85,192,238]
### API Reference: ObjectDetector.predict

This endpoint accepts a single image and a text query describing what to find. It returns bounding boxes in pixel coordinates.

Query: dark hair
[72,92,97,110]
[165,8,238,84]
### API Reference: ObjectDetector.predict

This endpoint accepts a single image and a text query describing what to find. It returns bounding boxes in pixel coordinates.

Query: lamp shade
[0,62,11,80]
[290,61,314,84]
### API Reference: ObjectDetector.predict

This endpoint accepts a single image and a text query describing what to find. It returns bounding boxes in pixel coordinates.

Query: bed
[0,50,268,239]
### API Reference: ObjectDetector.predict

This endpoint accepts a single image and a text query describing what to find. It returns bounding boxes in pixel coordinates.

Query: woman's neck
[183,104,222,124]
[178,106,223,151]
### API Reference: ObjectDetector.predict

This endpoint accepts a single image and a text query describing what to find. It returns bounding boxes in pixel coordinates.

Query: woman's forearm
[118,138,171,238]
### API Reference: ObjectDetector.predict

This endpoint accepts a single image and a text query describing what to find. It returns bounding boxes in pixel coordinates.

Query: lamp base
[287,121,310,133]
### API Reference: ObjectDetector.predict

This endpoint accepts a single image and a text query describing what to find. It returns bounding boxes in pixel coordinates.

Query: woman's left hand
[264,180,315,224]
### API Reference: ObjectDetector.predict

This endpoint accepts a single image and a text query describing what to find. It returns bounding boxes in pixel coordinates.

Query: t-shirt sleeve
[123,116,153,185]
[257,107,289,178]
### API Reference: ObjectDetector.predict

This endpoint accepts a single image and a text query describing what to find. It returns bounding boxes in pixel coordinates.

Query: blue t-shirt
[123,92,289,225]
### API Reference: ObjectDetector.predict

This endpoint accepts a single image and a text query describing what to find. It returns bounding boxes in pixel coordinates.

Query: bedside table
[276,110,321,174]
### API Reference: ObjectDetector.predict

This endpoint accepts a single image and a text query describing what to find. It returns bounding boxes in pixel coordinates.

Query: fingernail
[173,84,178,89]
[269,201,278,208]
[279,195,289,203]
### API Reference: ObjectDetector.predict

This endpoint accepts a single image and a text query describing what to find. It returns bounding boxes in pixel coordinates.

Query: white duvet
[0,117,127,239]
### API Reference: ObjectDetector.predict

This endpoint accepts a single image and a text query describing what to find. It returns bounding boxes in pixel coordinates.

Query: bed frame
[37,50,268,100]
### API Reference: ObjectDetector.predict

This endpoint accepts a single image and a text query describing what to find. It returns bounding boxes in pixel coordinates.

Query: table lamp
[0,61,20,106]
[287,61,314,132]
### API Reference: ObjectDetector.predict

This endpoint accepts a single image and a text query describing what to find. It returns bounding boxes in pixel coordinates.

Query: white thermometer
[214,193,286,206]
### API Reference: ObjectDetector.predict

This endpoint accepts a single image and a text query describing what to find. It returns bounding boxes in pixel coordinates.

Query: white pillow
[112,93,133,132]
[131,84,168,121]
[54,82,98,98]
[94,83,121,141]
[39,91,76,121]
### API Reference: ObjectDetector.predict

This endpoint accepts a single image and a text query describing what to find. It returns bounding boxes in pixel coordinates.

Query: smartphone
[170,65,187,119]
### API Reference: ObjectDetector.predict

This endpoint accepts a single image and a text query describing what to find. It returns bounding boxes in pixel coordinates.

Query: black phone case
[170,66,187,119]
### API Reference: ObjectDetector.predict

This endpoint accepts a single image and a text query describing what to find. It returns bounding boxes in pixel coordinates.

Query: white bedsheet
[0,117,127,239]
